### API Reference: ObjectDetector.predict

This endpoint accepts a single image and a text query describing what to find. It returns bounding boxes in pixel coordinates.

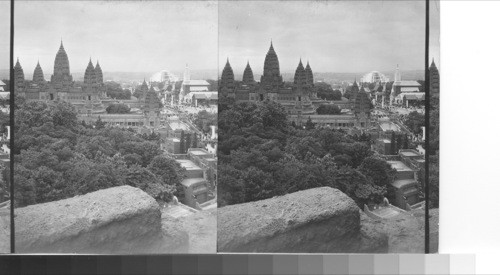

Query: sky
[13,1,218,75]
[0,0,10,72]
[219,1,436,74]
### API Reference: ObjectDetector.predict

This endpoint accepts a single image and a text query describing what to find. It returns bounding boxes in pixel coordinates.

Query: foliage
[105,82,131,100]
[193,110,217,133]
[106,103,131,114]
[316,104,341,115]
[403,111,425,135]
[315,82,342,100]
[13,101,183,207]
[218,100,389,208]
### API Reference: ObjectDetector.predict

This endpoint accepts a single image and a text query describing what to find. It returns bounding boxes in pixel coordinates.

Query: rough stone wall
[217,187,388,253]
[15,185,188,253]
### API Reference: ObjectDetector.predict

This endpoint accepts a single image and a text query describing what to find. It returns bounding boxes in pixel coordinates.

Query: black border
[424,0,430,254]
[9,0,15,254]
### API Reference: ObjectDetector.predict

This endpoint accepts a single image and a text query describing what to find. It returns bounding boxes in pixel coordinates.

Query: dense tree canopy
[403,111,425,135]
[218,100,394,208]
[14,101,184,207]
[105,82,131,100]
[316,104,341,115]
[106,103,131,114]
[315,82,342,101]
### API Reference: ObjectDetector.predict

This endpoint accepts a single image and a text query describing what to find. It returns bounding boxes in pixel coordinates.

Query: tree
[305,117,315,130]
[315,82,341,100]
[258,100,288,130]
[125,165,175,201]
[404,111,425,135]
[390,132,396,155]
[147,155,185,198]
[316,104,341,115]
[95,116,106,130]
[192,133,198,148]
[180,130,185,154]
[106,103,131,114]
[185,133,192,152]
[359,157,397,188]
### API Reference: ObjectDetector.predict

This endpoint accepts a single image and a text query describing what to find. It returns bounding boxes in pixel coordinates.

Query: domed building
[361,71,389,83]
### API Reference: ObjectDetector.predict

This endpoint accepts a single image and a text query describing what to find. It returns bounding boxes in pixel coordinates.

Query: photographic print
[217,0,439,253]
[13,1,218,253]
[0,0,11,254]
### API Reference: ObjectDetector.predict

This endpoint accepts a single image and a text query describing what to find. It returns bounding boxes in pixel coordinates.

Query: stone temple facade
[14,42,163,128]
[14,41,107,115]
[219,42,316,115]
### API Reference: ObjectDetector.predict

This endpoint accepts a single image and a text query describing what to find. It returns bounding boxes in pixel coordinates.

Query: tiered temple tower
[143,84,162,127]
[32,61,45,86]
[84,58,97,85]
[304,61,315,98]
[95,61,103,85]
[429,58,439,94]
[51,41,73,88]
[242,61,254,85]
[260,42,283,96]
[14,58,25,92]
[219,59,235,97]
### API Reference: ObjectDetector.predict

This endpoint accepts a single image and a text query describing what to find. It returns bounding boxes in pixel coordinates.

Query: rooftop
[181,177,207,188]
[393,80,421,87]
[400,151,420,157]
[169,121,190,131]
[391,179,418,189]
[177,159,202,171]
[387,160,413,171]
[184,80,209,86]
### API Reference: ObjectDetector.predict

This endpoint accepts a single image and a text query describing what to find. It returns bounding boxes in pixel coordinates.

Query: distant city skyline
[219,1,439,75]
[12,1,217,75]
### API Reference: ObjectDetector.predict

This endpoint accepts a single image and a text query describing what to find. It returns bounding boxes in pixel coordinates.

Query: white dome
[150,70,179,83]
[361,71,388,83]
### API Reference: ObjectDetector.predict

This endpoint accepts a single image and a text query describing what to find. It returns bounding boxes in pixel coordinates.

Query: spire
[52,40,72,84]
[293,59,306,86]
[94,59,103,84]
[261,41,282,89]
[305,61,313,86]
[220,57,235,92]
[84,57,96,85]
[33,60,45,84]
[14,58,25,91]
[242,61,254,84]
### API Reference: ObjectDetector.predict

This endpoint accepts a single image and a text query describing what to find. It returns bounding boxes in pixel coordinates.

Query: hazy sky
[13,1,217,75]
[0,0,9,72]
[3,0,440,76]
[219,1,437,74]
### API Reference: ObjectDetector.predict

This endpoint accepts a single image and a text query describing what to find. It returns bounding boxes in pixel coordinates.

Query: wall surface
[15,185,188,253]
[217,187,388,253]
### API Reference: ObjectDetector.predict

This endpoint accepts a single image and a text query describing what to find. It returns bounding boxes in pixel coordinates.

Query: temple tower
[51,41,73,86]
[260,41,283,92]
[32,61,45,86]
[429,58,440,94]
[95,60,103,85]
[14,58,25,92]
[83,58,96,85]
[242,61,254,85]
[220,59,235,97]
